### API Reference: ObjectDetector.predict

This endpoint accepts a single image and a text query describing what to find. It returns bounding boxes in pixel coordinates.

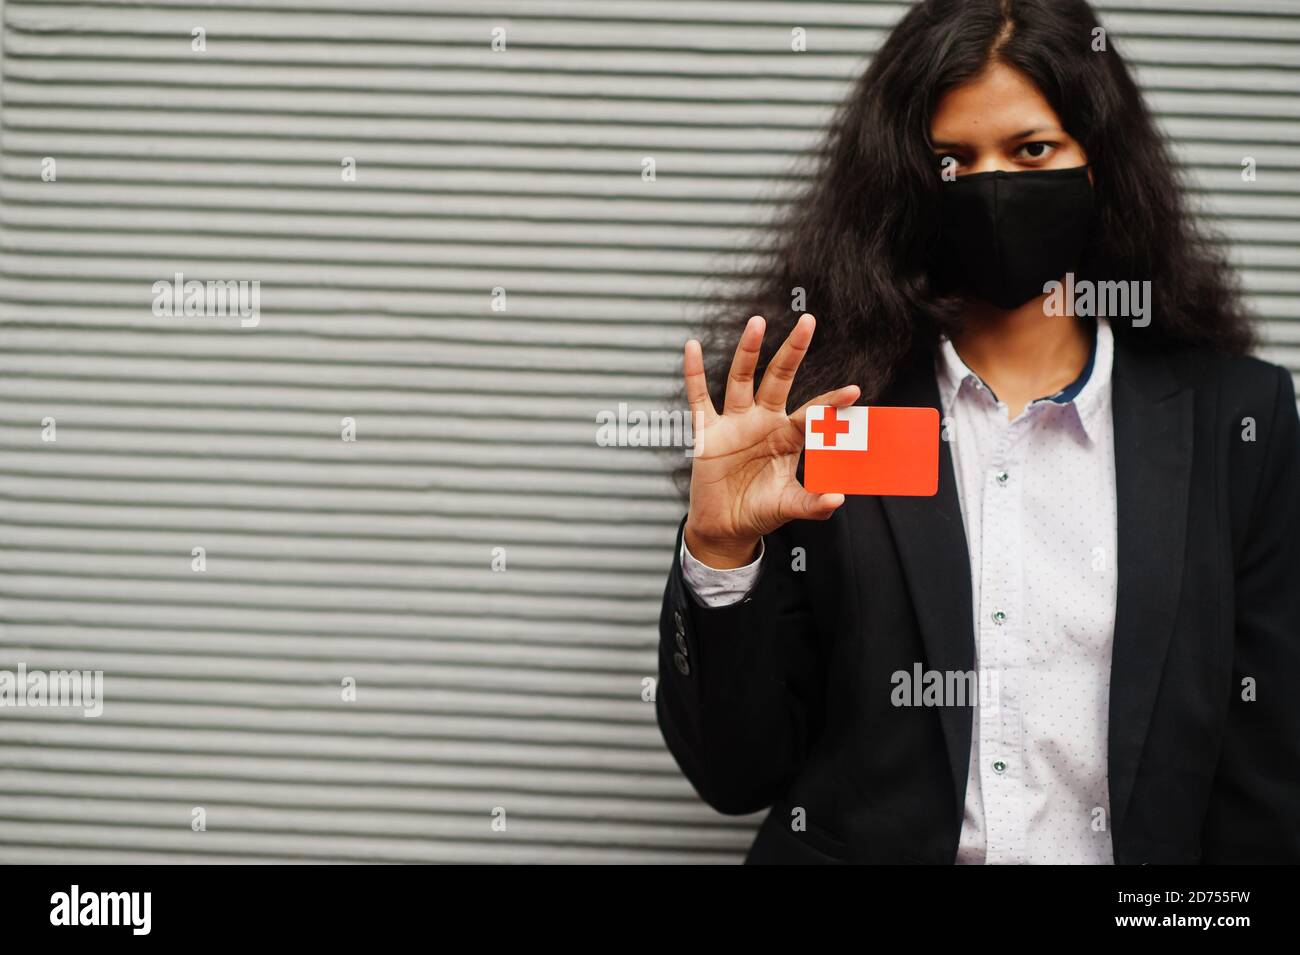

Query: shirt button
[992,760,1008,774]
[992,610,1007,625]
[673,652,690,676]
[995,470,1009,485]
[674,631,688,655]
[673,610,685,633]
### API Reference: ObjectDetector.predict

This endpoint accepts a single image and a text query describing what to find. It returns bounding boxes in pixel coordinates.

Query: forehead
[930,61,1062,141]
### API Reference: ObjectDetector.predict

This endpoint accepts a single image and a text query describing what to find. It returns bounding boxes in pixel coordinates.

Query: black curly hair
[692,0,1256,420]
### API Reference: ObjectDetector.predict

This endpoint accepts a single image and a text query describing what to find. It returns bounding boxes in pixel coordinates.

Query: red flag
[804,405,939,496]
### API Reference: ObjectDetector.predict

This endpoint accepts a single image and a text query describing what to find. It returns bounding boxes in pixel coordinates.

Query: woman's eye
[1018,141,1055,160]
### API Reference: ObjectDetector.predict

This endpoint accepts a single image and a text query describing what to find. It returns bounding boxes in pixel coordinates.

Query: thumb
[784,488,846,522]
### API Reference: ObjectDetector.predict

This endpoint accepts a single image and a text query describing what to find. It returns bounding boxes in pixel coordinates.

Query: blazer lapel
[869,356,976,817]
[1107,340,1194,837]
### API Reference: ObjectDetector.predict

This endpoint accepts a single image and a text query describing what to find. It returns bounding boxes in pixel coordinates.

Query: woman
[657,0,1299,864]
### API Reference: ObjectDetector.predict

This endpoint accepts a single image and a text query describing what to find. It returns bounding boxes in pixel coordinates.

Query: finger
[788,384,861,433]
[755,313,815,412]
[786,490,846,522]
[723,315,765,414]
[683,339,718,426]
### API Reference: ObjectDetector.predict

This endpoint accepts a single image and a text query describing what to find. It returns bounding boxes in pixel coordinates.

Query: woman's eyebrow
[1002,126,1062,142]
[930,126,1063,150]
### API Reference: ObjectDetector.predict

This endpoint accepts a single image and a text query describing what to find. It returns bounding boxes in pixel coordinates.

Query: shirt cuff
[679,535,765,608]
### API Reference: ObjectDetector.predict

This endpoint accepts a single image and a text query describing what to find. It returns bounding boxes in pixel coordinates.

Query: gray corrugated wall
[0,0,1296,864]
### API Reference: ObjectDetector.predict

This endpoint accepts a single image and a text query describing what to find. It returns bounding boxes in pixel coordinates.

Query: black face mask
[936,164,1094,310]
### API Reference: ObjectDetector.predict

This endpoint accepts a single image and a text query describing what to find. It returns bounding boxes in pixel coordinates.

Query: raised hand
[682,313,860,568]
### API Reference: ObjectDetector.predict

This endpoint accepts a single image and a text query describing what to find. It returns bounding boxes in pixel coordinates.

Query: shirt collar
[936,318,1113,441]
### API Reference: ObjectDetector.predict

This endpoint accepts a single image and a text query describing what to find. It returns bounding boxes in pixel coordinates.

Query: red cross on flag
[804,405,940,496]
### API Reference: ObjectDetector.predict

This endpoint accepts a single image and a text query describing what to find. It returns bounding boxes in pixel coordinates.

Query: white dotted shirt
[680,318,1118,864]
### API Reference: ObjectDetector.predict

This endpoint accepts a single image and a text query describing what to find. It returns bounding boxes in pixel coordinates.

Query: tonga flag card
[804,405,940,497]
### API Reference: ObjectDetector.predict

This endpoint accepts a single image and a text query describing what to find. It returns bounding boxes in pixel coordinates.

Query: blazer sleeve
[1202,365,1300,863]
[654,516,826,815]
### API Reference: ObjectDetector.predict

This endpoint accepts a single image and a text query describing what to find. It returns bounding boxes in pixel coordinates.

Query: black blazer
[656,338,1300,864]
